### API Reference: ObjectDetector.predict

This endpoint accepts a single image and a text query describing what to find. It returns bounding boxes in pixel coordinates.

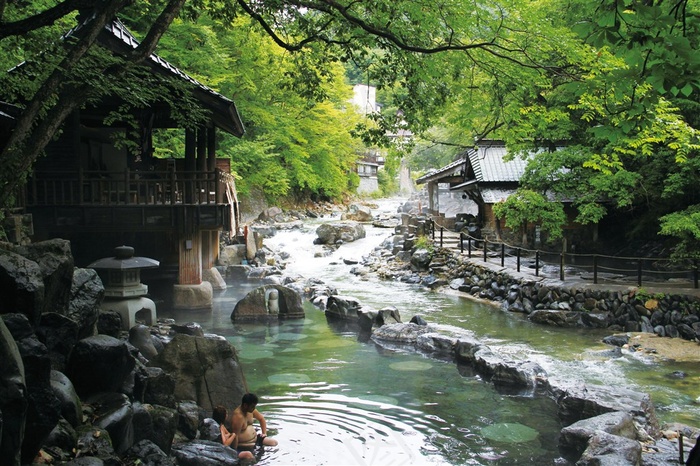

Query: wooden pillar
[201,230,219,269]
[178,231,202,285]
[428,181,437,213]
[185,129,196,203]
[196,126,207,172]
[207,127,217,172]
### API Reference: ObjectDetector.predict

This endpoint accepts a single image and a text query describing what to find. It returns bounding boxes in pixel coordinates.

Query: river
[160,198,700,465]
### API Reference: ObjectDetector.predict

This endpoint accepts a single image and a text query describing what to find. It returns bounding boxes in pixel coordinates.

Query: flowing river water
[159,198,700,465]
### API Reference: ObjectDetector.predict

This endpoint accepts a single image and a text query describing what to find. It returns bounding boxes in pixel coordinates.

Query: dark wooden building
[10,19,245,308]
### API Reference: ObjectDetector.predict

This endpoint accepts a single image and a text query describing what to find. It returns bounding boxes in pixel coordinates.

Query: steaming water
[159,198,700,465]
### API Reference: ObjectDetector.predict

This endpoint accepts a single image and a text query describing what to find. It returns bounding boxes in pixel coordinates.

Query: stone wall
[447,253,700,341]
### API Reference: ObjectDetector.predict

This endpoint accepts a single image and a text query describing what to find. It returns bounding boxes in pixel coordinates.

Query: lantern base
[100,296,157,330]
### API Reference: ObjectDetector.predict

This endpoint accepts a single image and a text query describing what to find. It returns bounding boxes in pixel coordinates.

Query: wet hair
[241,393,259,407]
[212,405,227,424]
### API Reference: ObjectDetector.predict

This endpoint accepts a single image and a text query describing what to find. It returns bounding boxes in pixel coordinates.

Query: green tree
[492,189,567,245]
[0,0,592,211]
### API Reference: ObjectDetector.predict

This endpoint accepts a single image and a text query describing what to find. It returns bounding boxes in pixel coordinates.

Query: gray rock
[410,248,432,272]
[16,239,74,316]
[341,204,373,222]
[86,392,134,454]
[129,324,158,360]
[178,400,206,440]
[124,439,174,466]
[231,284,304,321]
[315,222,366,245]
[171,440,239,466]
[50,370,81,427]
[66,268,105,338]
[37,312,79,372]
[149,333,246,412]
[371,323,431,345]
[147,404,178,454]
[560,411,637,456]
[0,316,27,466]
[143,366,176,409]
[74,424,119,464]
[96,310,122,337]
[576,430,641,465]
[325,295,362,321]
[0,250,45,324]
[66,335,136,397]
[199,418,220,442]
[43,417,77,455]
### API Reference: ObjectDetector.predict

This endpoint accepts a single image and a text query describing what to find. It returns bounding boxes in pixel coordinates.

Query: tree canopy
[1,0,699,256]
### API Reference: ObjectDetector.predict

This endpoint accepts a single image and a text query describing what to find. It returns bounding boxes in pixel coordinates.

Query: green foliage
[415,234,434,253]
[634,287,666,303]
[2,0,700,250]
[493,190,567,242]
[659,205,700,260]
[377,168,399,197]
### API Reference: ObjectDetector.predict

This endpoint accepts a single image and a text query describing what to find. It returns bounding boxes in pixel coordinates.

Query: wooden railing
[430,224,700,289]
[25,168,233,207]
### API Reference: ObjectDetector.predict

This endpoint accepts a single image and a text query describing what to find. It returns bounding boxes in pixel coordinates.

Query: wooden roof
[73,18,245,136]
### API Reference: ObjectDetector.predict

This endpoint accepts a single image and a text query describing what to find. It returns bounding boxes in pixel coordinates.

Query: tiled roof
[468,143,528,183]
[66,18,244,136]
[415,149,475,184]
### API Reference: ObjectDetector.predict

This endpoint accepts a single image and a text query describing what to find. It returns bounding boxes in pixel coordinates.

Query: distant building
[351,84,379,115]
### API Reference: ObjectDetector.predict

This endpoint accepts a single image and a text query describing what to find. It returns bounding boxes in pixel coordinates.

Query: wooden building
[8,19,245,309]
[417,141,588,247]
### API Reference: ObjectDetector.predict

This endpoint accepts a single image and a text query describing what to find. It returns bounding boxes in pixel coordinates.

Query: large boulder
[15,331,61,464]
[0,250,45,325]
[50,370,82,428]
[576,431,642,465]
[410,248,432,272]
[68,268,104,339]
[16,239,74,316]
[325,295,363,321]
[171,440,239,466]
[36,312,79,372]
[148,333,246,412]
[86,392,134,454]
[65,335,136,398]
[341,204,373,222]
[231,284,305,321]
[315,222,366,245]
[0,317,28,466]
[560,411,637,457]
[124,440,174,466]
[218,244,247,266]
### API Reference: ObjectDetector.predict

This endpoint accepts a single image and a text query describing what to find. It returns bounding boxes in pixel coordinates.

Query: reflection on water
[158,198,700,464]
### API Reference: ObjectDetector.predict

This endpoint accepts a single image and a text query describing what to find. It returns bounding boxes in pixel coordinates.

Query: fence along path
[429,226,700,291]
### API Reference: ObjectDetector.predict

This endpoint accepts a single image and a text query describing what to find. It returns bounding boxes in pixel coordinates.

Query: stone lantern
[88,245,159,330]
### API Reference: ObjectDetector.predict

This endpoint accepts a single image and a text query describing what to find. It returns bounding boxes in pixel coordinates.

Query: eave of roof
[415,149,475,184]
[73,18,245,137]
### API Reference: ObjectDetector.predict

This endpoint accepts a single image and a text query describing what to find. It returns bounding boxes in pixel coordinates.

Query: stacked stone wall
[444,252,700,341]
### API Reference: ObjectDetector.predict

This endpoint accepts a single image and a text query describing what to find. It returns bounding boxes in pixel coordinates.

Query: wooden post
[459,233,464,253]
[516,248,521,272]
[560,253,565,281]
[637,259,643,287]
[483,239,487,262]
[535,251,540,277]
[679,432,684,464]
[440,227,444,248]
[468,237,472,258]
[593,255,598,284]
[501,243,505,267]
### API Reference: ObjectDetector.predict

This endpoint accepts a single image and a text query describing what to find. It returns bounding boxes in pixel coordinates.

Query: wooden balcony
[24,168,233,206]
[20,168,238,234]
